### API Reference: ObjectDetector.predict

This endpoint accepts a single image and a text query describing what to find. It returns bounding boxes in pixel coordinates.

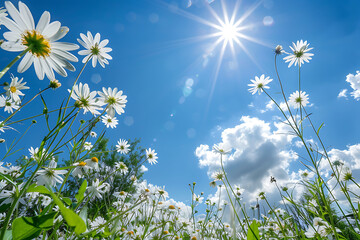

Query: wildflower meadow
[0,0,359,239]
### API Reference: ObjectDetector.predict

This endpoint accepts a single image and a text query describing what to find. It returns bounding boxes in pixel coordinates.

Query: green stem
[62,58,90,118]
[0,48,30,80]
[2,87,50,126]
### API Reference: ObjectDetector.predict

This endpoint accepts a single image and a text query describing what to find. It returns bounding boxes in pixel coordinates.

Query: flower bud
[275,45,283,55]
[49,79,61,89]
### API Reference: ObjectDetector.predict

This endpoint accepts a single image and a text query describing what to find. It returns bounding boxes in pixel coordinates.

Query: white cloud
[196,115,360,216]
[337,89,348,99]
[345,71,360,100]
[195,116,303,209]
[318,144,360,207]
[260,100,275,113]
[140,165,149,172]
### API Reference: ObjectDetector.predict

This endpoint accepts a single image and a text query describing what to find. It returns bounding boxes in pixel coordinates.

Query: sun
[219,22,239,43]
[157,0,268,111]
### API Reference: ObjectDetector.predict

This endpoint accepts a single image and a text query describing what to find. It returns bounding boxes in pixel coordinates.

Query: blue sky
[1,0,360,206]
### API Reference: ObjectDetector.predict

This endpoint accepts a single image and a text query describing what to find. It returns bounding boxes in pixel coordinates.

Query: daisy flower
[1,1,79,80]
[77,32,112,68]
[340,166,353,181]
[192,193,204,203]
[248,74,272,95]
[146,148,158,165]
[0,95,19,113]
[72,161,90,178]
[28,146,47,160]
[115,162,128,174]
[0,184,25,206]
[90,131,97,138]
[98,87,127,117]
[289,90,309,108]
[101,114,118,128]
[283,40,314,68]
[89,216,107,233]
[116,139,130,154]
[4,76,29,102]
[212,144,231,155]
[69,82,103,115]
[35,160,67,187]
[84,142,93,151]
[0,121,12,134]
[212,170,225,181]
[234,184,244,197]
[87,178,107,199]
[85,157,99,171]
[274,45,283,55]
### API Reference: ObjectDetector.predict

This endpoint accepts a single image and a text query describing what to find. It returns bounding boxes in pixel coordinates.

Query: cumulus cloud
[259,100,290,114]
[196,115,360,216]
[322,144,360,206]
[260,100,275,113]
[195,116,304,209]
[345,71,360,100]
[337,89,348,99]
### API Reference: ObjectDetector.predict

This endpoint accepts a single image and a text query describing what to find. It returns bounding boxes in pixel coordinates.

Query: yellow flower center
[10,86,17,93]
[22,30,51,57]
[169,205,176,210]
[91,157,98,163]
[119,191,125,195]
[145,188,150,192]
[78,161,86,166]
[163,230,169,235]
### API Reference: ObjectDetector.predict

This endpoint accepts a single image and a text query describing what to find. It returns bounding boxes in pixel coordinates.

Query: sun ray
[154,0,270,117]
[206,39,227,114]
[233,1,263,27]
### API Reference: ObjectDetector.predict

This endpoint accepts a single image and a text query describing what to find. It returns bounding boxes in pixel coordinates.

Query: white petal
[51,42,79,51]
[5,1,27,31]
[17,52,33,73]
[49,26,68,42]
[48,56,67,77]
[36,11,50,33]
[51,49,78,62]
[33,57,45,80]
[19,1,35,29]
[1,17,22,34]
[3,31,21,41]
[42,21,60,38]
[1,42,24,51]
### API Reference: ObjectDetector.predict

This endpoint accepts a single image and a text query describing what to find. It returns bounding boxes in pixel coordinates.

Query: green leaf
[4,230,12,240]
[75,179,87,203]
[0,173,16,186]
[27,184,51,195]
[62,197,72,206]
[79,206,88,227]
[27,184,86,235]
[317,122,324,135]
[247,220,260,240]
[12,212,57,240]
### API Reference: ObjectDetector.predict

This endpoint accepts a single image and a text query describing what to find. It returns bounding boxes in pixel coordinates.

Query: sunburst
[157,0,269,110]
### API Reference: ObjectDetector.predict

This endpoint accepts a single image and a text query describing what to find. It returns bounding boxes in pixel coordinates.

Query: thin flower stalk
[0,48,30,80]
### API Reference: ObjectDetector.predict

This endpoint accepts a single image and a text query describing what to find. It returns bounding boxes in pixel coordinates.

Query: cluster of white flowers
[248,40,313,109]
[0,1,127,135]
